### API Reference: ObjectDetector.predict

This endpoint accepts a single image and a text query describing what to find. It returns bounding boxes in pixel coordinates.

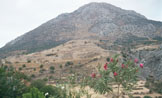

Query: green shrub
[22,64,26,68]
[50,66,55,70]
[143,96,152,98]
[39,69,46,73]
[33,68,36,71]
[106,57,110,62]
[59,64,63,69]
[0,67,29,98]
[31,79,46,90]
[43,78,48,81]
[65,61,73,67]
[22,87,45,98]
[40,85,62,97]
[27,60,31,63]
[19,67,22,71]
[40,64,44,68]
[30,74,35,78]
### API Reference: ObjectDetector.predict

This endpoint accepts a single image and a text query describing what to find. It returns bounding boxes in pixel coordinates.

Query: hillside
[0,2,162,58]
[1,40,118,79]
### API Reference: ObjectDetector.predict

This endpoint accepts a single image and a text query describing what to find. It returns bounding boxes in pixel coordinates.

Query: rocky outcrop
[140,48,162,80]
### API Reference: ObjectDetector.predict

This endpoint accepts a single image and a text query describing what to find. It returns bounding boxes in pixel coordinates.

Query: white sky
[0,0,162,48]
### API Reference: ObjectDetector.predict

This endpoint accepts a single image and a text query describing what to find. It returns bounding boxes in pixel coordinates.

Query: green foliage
[19,67,22,71]
[43,78,48,81]
[40,64,44,68]
[31,79,46,90]
[145,75,162,94]
[27,60,31,63]
[33,68,36,71]
[22,64,26,68]
[39,69,46,73]
[65,61,73,67]
[50,66,55,70]
[154,81,162,94]
[0,67,29,98]
[22,87,45,98]
[143,96,152,98]
[106,57,110,62]
[30,74,36,78]
[49,66,55,73]
[59,64,63,69]
[40,85,63,97]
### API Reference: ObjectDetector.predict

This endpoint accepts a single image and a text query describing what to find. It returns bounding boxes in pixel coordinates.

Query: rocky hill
[0,2,162,58]
[141,46,162,80]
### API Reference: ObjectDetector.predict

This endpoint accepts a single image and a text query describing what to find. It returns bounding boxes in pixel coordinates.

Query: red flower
[134,58,138,63]
[104,63,108,70]
[121,64,125,68]
[110,58,114,62]
[91,73,96,78]
[114,72,118,76]
[140,63,144,68]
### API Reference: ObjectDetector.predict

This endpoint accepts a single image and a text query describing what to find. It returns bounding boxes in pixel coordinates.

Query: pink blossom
[114,72,118,76]
[140,63,144,68]
[134,58,138,63]
[91,73,96,78]
[110,58,114,62]
[104,63,108,70]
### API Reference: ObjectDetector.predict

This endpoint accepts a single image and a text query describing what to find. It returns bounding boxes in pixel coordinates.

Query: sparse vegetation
[19,67,22,71]
[49,66,55,73]
[145,74,162,94]
[65,61,73,67]
[30,74,36,78]
[33,68,36,71]
[39,69,46,73]
[22,64,26,68]
[143,96,152,98]
[46,53,55,56]
[27,60,31,63]
[59,64,63,69]
[40,64,44,68]
[50,66,55,70]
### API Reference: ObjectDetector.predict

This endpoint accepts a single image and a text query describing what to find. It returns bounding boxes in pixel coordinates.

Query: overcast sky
[0,0,162,48]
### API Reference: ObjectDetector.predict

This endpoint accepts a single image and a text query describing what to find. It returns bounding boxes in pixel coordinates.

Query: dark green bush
[50,66,55,70]
[19,67,22,71]
[143,96,152,98]
[22,64,26,68]
[65,61,73,67]
[31,79,46,90]
[22,87,45,98]
[40,64,44,68]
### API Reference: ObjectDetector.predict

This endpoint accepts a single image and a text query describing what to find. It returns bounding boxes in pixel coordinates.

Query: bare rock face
[141,48,162,80]
[0,2,162,57]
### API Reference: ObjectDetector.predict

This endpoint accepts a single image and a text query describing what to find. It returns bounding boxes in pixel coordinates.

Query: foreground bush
[23,87,45,98]
[82,55,143,98]
[0,66,29,98]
